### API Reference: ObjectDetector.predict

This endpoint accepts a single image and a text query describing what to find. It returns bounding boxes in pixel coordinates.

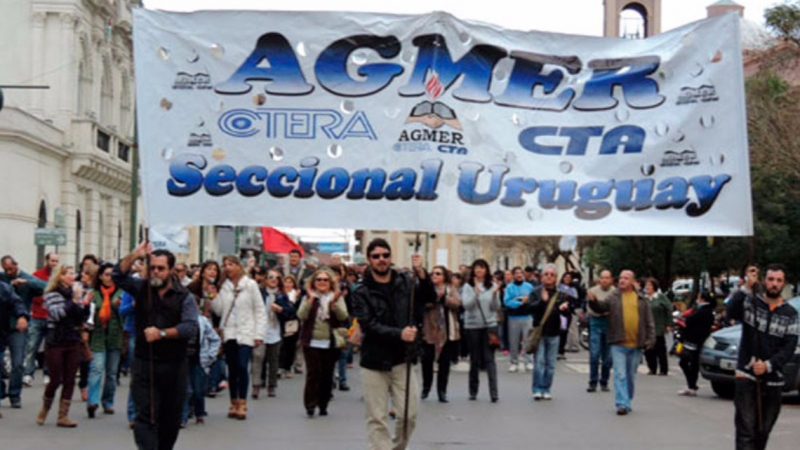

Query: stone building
[0,0,141,270]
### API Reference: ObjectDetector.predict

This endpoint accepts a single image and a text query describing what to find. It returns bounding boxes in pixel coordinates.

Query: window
[118,142,130,162]
[97,129,111,152]
[100,57,113,125]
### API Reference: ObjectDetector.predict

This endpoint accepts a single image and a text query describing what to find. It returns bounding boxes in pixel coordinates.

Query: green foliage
[585,70,800,285]
[765,1,800,44]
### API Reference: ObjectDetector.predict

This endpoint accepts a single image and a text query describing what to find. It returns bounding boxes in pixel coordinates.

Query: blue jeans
[224,341,252,400]
[88,348,121,408]
[611,345,641,410]
[532,335,559,394]
[0,330,26,403]
[127,336,136,422]
[588,317,611,387]
[337,344,353,387]
[182,361,207,422]
[24,319,48,378]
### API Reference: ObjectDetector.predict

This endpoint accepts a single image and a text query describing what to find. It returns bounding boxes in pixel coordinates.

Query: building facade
[0,0,141,270]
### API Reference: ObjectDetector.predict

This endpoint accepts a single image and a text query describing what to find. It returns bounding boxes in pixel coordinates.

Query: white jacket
[211,276,267,346]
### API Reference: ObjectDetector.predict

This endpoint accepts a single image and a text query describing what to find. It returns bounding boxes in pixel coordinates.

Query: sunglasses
[151,265,169,272]
[369,252,391,260]
[432,271,444,276]
[315,278,331,283]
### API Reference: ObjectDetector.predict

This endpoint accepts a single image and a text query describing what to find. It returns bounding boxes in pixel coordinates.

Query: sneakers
[525,363,534,372]
[508,364,519,373]
[43,375,50,386]
[532,392,543,401]
[542,393,552,401]
[23,375,33,387]
[677,389,698,397]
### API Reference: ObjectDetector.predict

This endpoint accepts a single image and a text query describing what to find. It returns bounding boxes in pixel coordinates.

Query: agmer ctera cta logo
[394,71,469,156]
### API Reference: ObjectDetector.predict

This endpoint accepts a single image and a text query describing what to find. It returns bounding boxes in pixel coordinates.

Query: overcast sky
[142,0,780,36]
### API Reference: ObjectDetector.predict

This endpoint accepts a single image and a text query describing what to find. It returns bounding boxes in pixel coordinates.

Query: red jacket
[31,267,51,320]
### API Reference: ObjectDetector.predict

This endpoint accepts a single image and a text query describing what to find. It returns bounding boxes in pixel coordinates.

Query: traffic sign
[317,242,349,254]
[35,228,67,246]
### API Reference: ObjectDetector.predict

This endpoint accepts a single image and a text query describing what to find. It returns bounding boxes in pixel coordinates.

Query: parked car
[699,296,800,399]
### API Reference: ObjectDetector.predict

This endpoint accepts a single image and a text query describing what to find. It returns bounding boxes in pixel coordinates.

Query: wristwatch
[159,329,167,339]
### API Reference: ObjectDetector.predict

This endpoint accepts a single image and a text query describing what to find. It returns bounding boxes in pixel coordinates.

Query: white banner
[149,225,190,254]
[133,10,752,236]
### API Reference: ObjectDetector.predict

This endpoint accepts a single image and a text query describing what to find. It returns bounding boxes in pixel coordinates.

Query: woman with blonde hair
[209,255,267,420]
[36,265,90,427]
[297,267,348,417]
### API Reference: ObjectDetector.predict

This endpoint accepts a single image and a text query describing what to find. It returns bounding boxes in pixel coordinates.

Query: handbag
[524,291,559,355]
[218,286,241,343]
[475,287,500,350]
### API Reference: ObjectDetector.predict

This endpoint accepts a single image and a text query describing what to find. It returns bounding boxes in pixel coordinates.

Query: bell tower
[604,0,662,38]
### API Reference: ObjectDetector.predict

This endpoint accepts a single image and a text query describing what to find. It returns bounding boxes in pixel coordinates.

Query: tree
[766,1,800,46]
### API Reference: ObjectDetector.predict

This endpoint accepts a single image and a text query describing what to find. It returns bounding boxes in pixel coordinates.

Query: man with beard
[727,264,798,450]
[352,238,435,450]
[113,242,198,450]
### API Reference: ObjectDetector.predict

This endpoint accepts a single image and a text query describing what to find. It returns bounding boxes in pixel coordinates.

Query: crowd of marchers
[0,245,796,450]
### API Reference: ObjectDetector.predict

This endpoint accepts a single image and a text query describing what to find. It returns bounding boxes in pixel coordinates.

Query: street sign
[316,242,349,254]
[54,207,66,229]
[35,228,67,246]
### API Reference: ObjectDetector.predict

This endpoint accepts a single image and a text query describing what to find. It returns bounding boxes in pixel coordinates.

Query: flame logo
[426,71,444,100]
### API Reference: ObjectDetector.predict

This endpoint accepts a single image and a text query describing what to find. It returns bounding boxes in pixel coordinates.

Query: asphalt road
[2,351,798,450]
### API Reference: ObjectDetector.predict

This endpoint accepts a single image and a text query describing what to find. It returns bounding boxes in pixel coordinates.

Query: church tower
[604,0,662,38]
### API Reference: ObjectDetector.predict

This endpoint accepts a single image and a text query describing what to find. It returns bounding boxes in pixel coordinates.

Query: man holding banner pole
[113,242,199,450]
[352,239,435,450]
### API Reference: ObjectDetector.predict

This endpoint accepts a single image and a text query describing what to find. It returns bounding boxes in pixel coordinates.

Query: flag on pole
[261,227,304,257]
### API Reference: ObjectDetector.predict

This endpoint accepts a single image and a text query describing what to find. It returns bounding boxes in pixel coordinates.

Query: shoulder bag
[475,287,501,350]
[524,291,559,355]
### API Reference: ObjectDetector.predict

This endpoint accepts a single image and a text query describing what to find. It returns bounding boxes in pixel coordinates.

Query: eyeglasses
[369,252,391,260]
[151,265,169,272]
[315,278,331,283]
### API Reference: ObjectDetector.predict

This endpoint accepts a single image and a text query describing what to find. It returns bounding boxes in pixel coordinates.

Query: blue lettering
[573,57,666,111]
[167,154,206,196]
[235,166,268,196]
[215,33,313,95]
[266,166,299,198]
[686,175,732,217]
[204,165,237,196]
[316,35,404,97]
[398,35,506,103]
[495,52,579,111]
[457,162,509,205]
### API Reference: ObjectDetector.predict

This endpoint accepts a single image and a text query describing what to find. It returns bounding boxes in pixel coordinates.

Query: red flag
[261,227,304,257]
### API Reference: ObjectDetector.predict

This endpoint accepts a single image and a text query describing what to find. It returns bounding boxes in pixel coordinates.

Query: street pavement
[2,350,798,449]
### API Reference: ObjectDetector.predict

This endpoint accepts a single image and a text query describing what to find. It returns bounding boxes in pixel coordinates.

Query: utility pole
[129,117,139,251]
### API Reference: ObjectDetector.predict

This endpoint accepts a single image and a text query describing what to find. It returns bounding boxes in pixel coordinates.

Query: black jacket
[113,265,199,362]
[526,286,573,337]
[0,281,27,343]
[682,303,715,348]
[352,269,435,371]
[727,292,799,386]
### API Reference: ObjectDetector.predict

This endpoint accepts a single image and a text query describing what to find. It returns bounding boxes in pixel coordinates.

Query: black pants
[132,357,188,450]
[645,335,668,375]
[679,349,700,390]
[465,329,498,400]
[303,347,339,412]
[421,341,457,397]
[734,378,782,450]
[279,334,299,372]
[558,314,572,355]
[44,342,81,401]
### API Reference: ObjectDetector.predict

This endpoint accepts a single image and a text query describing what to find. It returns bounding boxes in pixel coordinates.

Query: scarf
[266,287,279,321]
[316,292,333,321]
[99,285,115,327]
